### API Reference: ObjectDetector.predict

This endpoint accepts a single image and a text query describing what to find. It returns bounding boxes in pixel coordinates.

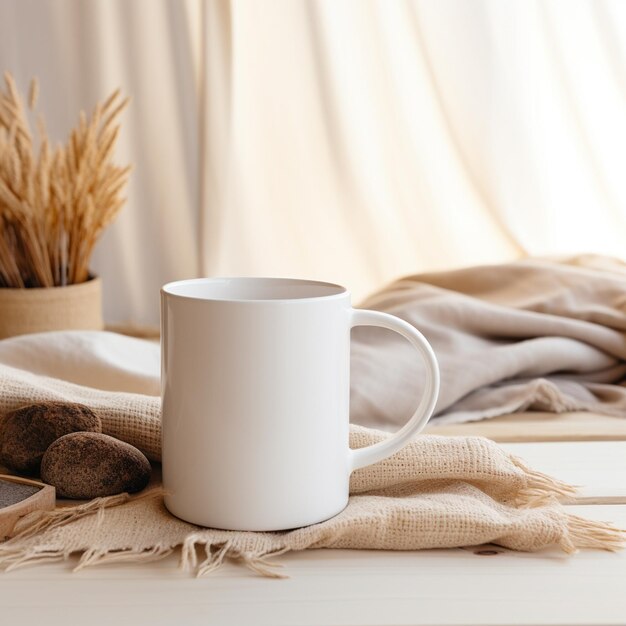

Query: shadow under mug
[161,277,439,531]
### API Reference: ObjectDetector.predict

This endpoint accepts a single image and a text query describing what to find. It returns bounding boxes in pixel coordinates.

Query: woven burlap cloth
[0,353,623,576]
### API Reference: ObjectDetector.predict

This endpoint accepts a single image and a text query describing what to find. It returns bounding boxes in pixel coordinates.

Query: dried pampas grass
[0,72,130,288]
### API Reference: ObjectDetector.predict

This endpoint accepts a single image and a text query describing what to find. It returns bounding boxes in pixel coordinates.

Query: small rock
[0,402,101,474]
[41,432,151,499]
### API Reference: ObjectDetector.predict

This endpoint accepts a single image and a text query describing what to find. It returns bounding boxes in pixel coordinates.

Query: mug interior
[162,277,347,302]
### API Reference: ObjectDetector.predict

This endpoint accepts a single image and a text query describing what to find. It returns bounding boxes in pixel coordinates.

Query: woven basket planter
[0,276,103,340]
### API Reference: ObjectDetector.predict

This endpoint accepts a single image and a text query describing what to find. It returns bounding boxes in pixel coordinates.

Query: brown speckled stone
[0,402,101,474]
[41,432,151,499]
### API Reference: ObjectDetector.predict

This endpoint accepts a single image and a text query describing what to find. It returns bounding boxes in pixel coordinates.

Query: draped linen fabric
[2,0,626,325]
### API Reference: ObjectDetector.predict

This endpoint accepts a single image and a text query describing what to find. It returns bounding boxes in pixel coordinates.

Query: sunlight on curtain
[2,0,626,324]
[202,0,626,306]
[201,0,521,304]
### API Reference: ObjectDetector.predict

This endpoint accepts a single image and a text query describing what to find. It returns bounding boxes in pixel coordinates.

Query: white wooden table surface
[1,419,625,626]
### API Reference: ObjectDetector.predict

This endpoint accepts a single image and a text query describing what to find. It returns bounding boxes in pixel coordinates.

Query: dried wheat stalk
[0,72,130,287]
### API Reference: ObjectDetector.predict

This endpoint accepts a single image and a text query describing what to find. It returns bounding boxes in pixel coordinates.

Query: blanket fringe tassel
[0,543,176,573]
[560,514,625,554]
[180,534,290,578]
[509,455,578,506]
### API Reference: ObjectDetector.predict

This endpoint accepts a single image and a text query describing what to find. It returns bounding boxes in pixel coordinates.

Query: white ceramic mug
[161,277,439,531]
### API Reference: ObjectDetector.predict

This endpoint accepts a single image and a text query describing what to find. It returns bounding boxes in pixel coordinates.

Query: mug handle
[349,309,440,471]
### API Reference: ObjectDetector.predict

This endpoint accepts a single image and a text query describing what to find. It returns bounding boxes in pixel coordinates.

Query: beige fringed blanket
[1,425,622,576]
[1,256,626,574]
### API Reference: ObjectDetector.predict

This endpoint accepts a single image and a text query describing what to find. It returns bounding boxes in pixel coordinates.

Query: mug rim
[161,276,349,303]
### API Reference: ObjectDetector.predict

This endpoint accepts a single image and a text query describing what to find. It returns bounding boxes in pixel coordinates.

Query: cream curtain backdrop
[2,0,626,325]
